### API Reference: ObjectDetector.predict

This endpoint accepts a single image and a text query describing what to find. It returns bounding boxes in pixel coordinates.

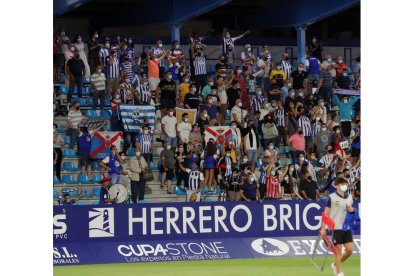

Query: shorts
[219,104,227,117]
[333,230,353,245]
[160,98,176,109]
[79,151,92,166]
[162,167,175,180]
[110,173,122,184]
[148,77,160,91]
[351,147,360,158]
[164,136,177,148]
[307,73,320,84]
[247,149,258,164]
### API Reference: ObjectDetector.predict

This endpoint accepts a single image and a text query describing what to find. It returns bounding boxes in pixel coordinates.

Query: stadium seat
[53,175,61,185]
[85,110,98,119]
[61,188,72,194]
[92,187,101,198]
[82,86,91,96]
[53,189,59,198]
[80,98,89,107]
[91,200,100,205]
[149,162,155,170]
[208,65,216,74]
[87,97,93,106]
[91,162,101,171]
[99,110,111,119]
[63,162,80,172]
[92,174,103,183]
[70,96,81,104]
[59,86,69,94]
[77,174,93,184]
[138,199,149,203]
[81,189,93,198]
[173,186,186,195]
[104,97,111,106]
[126,147,136,156]
[204,197,214,202]
[62,175,78,184]
[64,135,71,146]
[76,201,88,205]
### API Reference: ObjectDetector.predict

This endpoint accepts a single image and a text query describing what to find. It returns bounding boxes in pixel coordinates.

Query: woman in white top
[73,35,91,79]
[216,77,229,125]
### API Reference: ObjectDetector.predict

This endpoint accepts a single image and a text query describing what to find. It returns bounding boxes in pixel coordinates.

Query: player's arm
[73,189,84,203]
[320,206,331,236]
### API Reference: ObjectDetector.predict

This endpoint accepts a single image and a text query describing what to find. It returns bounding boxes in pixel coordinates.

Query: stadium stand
[53,31,361,205]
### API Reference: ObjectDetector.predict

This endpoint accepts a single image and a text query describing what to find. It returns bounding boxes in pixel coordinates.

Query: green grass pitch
[54,256,360,276]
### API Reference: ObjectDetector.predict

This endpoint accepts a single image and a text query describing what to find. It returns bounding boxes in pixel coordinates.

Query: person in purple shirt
[200,95,220,120]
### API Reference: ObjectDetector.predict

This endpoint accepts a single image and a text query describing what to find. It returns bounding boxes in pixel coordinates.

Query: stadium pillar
[171,24,181,44]
[296,25,307,64]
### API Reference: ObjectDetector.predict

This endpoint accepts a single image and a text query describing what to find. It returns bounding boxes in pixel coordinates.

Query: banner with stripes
[333,89,361,96]
[89,131,123,159]
[175,107,197,124]
[119,104,155,133]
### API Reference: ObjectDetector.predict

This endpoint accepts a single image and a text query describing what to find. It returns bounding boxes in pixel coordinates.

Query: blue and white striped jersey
[188,170,204,190]
[105,56,119,78]
[136,133,153,153]
[276,108,286,127]
[298,115,312,137]
[193,55,207,75]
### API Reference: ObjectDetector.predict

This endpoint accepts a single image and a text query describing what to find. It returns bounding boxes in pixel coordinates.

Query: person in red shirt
[334,56,348,77]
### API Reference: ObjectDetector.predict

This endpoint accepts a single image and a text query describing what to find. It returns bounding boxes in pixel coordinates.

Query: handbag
[137,156,154,182]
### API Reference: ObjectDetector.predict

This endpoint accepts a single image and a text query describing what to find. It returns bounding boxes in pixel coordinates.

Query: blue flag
[119,104,155,133]
[342,208,361,234]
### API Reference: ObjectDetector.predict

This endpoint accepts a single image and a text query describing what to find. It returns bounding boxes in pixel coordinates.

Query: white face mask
[343,73,347,77]
[166,145,171,150]
[208,82,214,86]
[298,67,304,71]
[299,157,305,161]
[265,103,270,108]
[298,92,303,97]
[289,168,294,172]
[70,47,75,51]
[175,44,180,49]
[121,156,126,160]
[169,112,174,116]
[257,91,262,96]
[143,82,148,86]
[271,171,276,176]
[237,69,242,74]
[336,130,341,134]
[143,130,149,134]
[203,113,208,118]
[231,125,237,130]
[115,95,120,99]
[95,34,99,38]
[158,43,163,48]
[319,102,324,106]
[167,75,172,80]
[226,153,231,157]
[340,184,348,192]
[105,43,110,48]
[316,117,321,121]
[77,38,82,43]
[284,176,289,181]
[327,58,332,62]
[184,118,188,122]
[247,47,251,52]
[268,145,274,150]
[346,165,351,170]
[96,69,102,73]
[243,159,249,163]
[184,78,189,83]
[225,34,230,39]
[290,92,295,97]
[321,127,327,132]
[287,83,292,88]
[238,102,243,107]
[191,88,197,92]
[343,99,348,103]
[249,177,255,182]
[312,39,317,43]
[338,59,343,64]
[208,99,213,104]
[178,148,184,152]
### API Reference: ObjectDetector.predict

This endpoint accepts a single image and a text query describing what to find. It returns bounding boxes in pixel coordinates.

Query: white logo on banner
[89,208,115,238]
[251,238,289,256]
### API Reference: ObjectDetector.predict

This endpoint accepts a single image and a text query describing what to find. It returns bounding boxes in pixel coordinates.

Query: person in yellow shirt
[269,62,286,85]
[179,73,191,101]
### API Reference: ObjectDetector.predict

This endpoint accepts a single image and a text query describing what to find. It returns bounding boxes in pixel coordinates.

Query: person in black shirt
[184,83,200,109]
[240,172,261,202]
[268,76,282,102]
[66,50,85,103]
[299,170,320,200]
[158,71,177,116]
[226,80,240,110]
[284,88,297,111]
[335,69,351,89]
[216,55,228,78]
[290,63,308,90]
[308,36,323,61]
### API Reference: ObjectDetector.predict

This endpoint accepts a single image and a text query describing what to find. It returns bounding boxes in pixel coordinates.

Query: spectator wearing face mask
[160,142,175,193]
[308,36,323,61]
[184,84,199,109]
[161,108,178,151]
[226,80,241,110]
[149,39,166,75]
[135,124,153,165]
[105,48,120,97]
[186,162,205,202]
[201,77,215,100]
[350,120,361,166]
[285,164,302,200]
[88,31,101,74]
[189,124,204,148]
[64,42,75,64]
[241,44,256,71]
[269,62,286,85]
[288,127,306,163]
[332,94,360,138]
[99,38,110,68]
[300,169,320,201]
[177,113,192,144]
[129,148,148,203]
[118,75,136,104]
[280,79,293,104]
[251,87,265,112]
[100,145,125,185]
[66,50,85,103]
[319,145,335,169]
[280,53,292,79]
[158,71,177,117]
[262,115,278,150]
[110,91,122,131]
[314,123,332,160]
[53,124,64,181]
[321,54,337,78]
[240,172,261,203]
[179,74,191,102]
[136,76,150,104]
[73,35,91,80]
[78,126,97,180]
[243,120,260,172]
[222,27,249,54]
[120,54,134,83]
[335,69,351,89]
[66,102,84,149]
[264,161,285,199]
[90,65,106,110]
[304,53,321,91]
[257,51,271,94]
[334,56,348,77]
[231,99,248,127]
[201,95,220,121]
[230,121,243,157]
[290,62,308,93]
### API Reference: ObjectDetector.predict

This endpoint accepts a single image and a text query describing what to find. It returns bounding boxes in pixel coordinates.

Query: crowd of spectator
[53,28,361,204]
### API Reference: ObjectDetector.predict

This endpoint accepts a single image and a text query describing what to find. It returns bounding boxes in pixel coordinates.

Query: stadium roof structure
[54,0,360,61]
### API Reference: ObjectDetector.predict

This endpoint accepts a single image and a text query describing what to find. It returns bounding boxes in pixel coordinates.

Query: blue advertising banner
[53,201,361,266]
